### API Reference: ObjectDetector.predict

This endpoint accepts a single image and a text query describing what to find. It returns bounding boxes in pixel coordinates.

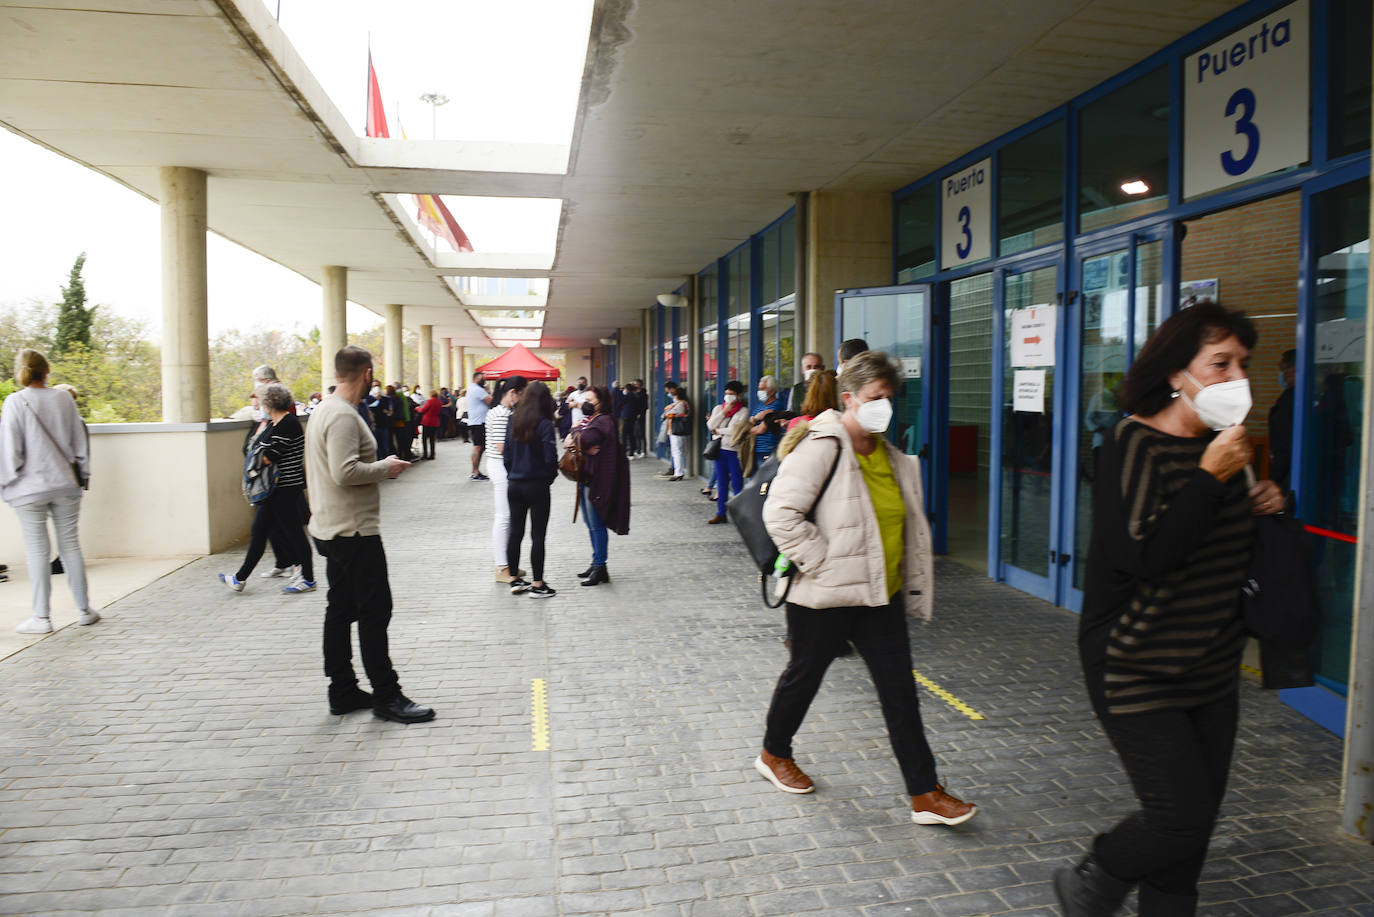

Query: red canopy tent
[475,343,560,381]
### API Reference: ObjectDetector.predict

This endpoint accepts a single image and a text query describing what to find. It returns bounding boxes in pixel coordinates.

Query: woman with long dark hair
[570,385,629,586]
[504,381,559,598]
[1056,303,1283,917]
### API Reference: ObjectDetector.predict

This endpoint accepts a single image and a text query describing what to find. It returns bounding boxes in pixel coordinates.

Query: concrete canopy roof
[1,0,1244,348]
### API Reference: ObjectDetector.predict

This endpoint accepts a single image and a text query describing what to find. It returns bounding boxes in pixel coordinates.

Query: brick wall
[1180,191,1301,476]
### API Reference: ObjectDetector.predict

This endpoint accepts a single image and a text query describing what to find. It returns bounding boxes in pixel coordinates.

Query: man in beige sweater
[306,346,435,724]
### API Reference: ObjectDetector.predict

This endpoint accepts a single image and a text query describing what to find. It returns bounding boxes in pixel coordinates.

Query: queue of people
[2,302,1291,913]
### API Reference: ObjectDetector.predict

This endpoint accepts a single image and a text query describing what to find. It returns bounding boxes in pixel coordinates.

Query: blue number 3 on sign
[956,205,972,259]
[1221,87,1260,176]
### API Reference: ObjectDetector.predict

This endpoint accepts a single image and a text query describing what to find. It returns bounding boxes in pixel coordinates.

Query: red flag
[365,51,389,138]
[415,193,474,253]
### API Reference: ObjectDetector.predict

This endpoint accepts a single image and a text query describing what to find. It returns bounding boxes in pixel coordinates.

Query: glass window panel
[1072,244,1158,589]
[726,312,750,386]
[677,333,690,402]
[727,249,751,317]
[699,266,718,325]
[779,214,797,298]
[762,229,780,305]
[999,121,1064,255]
[1302,178,1368,692]
[896,185,937,283]
[947,274,995,571]
[1079,67,1169,231]
[776,300,796,390]
[1329,0,1372,158]
[1001,267,1058,577]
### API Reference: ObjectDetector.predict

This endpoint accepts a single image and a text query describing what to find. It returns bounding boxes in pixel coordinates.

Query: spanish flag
[365,52,474,253]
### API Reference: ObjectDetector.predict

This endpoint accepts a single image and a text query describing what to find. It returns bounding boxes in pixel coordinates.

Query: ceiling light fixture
[656,293,687,308]
[1120,179,1151,196]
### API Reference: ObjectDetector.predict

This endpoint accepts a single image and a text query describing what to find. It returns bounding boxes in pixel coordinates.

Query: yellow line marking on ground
[531,678,550,751]
[913,669,985,721]
[1241,663,1263,679]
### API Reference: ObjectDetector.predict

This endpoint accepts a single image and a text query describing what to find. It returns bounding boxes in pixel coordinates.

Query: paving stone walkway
[0,439,1369,916]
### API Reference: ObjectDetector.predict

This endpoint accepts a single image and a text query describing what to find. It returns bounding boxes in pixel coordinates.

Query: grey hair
[256,382,293,412]
[252,364,278,383]
[837,350,902,399]
[757,375,777,393]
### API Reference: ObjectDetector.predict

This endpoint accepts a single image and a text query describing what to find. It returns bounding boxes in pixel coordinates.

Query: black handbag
[726,441,841,608]
[702,437,722,461]
[670,414,690,437]
[1241,505,1319,689]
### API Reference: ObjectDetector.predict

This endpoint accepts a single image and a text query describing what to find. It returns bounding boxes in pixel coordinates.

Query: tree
[53,253,96,356]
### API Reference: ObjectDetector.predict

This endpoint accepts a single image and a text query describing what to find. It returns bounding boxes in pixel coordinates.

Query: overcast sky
[0,0,591,341]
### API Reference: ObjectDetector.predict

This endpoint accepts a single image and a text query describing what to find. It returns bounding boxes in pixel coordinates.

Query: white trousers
[669,434,687,476]
[14,493,89,618]
[489,458,511,567]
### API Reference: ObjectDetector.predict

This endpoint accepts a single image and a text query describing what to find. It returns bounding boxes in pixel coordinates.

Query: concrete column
[320,266,347,394]
[439,336,453,391]
[384,304,403,387]
[418,324,434,394]
[158,167,210,423]
[456,346,467,386]
[792,191,810,380]
[1341,143,1374,841]
[803,191,893,363]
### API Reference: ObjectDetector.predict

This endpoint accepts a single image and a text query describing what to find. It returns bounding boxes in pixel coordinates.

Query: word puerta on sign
[1183,0,1309,199]
[941,157,991,269]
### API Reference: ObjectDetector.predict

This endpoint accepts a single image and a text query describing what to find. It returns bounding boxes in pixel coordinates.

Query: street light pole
[419,92,450,140]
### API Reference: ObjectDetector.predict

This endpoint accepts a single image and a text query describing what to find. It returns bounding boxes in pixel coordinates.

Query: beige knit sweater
[305,394,393,540]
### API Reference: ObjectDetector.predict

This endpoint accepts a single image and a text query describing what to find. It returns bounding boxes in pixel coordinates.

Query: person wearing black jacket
[504,382,559,599]
[221,382,314,593]
[1059,304,1284,917]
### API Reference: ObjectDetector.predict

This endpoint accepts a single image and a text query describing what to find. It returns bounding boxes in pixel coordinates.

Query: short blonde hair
[15,349,49,387]
[837,350,902,399]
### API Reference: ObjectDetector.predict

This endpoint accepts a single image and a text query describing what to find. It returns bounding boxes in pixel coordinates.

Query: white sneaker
[78,609,100,626]
[16,616,53,635]
[218,572,245,593]
[260,566,295,579]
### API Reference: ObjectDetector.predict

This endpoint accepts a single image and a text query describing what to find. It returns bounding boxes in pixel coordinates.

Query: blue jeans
[716,450,743,516]
[581,489,608,565]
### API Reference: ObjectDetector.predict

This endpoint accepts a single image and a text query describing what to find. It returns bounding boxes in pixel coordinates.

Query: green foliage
[53,253,96,356]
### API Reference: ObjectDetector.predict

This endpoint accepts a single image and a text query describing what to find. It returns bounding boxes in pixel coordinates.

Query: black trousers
[422,426,437,458]
[236,487,312,581]
[314,534,401,703]
[1094,691,1238,899]
[763,597,939,796]
[506,479,551,583]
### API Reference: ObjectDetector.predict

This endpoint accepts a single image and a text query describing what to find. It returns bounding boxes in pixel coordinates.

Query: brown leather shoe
[910,785,976,825]
[754,750,814,794]
[707,515,726,524]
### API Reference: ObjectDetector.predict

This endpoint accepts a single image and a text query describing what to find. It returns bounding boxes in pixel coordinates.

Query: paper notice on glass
[1013,370,1046,414]
[1010,305,1058,367]
[900,356,922,379]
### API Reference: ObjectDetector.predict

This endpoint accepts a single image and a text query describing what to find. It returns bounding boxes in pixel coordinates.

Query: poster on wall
[1180,279,1219,308]
[940,157,992,268]
[1013,370,1046,414]
[1011,305,1058,367]
[1183,0,1309,199]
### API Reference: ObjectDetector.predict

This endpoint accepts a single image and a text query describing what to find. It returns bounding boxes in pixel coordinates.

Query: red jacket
[418,396,443,427]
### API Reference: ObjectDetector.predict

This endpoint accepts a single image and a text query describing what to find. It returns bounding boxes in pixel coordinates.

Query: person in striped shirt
[486,375,528,583]
[219,382,315,594]
[1058,303,1285,917]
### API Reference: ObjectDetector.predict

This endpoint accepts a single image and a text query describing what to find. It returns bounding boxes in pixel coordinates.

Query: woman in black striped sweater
[219,382,316,595]
[1056,304,1286,917]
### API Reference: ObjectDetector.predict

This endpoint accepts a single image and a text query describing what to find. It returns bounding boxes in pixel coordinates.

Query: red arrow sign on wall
[1024,336,1041,345]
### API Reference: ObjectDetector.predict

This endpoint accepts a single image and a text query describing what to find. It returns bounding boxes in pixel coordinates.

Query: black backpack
[726,441,841,608]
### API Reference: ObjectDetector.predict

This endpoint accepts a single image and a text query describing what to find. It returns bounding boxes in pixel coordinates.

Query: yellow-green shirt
[855,440,905,598]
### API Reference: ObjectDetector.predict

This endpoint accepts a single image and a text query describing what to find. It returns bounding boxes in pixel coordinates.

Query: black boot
[580,565,611,586]
[576,563,594,579]
[1137,883,1196,917]
[1053,854,1132,917]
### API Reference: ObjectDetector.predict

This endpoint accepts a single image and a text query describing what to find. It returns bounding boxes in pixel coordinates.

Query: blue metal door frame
[991,249,1067,601]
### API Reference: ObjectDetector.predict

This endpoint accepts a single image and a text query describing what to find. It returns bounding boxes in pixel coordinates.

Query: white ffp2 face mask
[1181,371,1252,430]
[756,390,768,403]
[723,393,737,404]
[853,396,893,434]
[804,368,818,382]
